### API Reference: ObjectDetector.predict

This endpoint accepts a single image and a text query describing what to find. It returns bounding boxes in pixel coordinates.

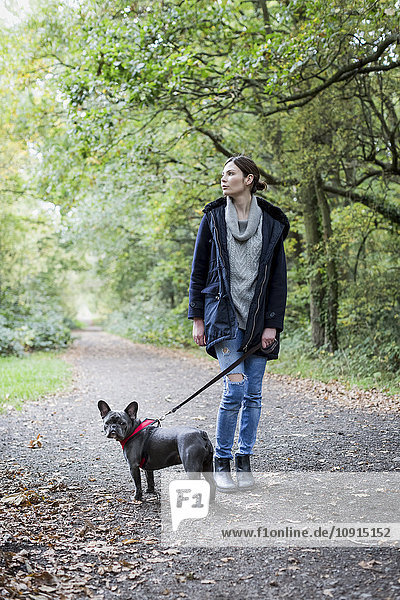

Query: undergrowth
[106,309,399,395]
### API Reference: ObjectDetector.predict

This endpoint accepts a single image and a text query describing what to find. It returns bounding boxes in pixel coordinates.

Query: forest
[1,0,399,392]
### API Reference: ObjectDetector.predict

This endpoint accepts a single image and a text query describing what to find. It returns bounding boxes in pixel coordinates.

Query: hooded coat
[188,196,290,360]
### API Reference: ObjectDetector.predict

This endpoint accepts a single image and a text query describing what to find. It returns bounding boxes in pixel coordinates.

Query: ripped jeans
[214,329,267,459]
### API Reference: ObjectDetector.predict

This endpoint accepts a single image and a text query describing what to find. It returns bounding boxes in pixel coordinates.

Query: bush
[0,318,24,355]
[270,327,399,393]
[105,300,192,348]
[0,292,71,356]
[17,313,72,353]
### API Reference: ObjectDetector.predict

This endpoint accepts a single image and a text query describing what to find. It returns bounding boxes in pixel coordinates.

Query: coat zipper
[243,261,269,352]
[210,211,238,324]
[210,212,225,268]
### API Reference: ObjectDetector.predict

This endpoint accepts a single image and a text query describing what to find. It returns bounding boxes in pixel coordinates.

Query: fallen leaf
[1,490,43,506]
[31,572,59,588]
[358,559,382,570]
[28,434,43,448]
[39,585,58,593]
[147,557,170,564]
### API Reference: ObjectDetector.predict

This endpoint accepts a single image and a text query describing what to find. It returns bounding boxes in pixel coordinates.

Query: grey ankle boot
[235,454,255,490]
[214,457,237,493]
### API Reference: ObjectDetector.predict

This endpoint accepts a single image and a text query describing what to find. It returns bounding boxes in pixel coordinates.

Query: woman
[188,155,289,493]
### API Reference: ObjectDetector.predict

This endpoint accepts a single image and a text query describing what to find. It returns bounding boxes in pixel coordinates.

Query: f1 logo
[169,480,210,531]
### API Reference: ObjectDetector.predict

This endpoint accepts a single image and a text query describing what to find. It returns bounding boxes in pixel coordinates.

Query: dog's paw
[145,489,160,503]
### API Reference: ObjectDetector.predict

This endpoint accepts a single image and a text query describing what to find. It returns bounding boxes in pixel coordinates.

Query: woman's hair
[224,155,267,194]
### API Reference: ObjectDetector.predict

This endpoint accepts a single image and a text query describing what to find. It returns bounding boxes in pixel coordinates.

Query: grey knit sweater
[225,195,263,329]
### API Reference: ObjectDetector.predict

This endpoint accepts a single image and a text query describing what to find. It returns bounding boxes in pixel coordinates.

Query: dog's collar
[119,419,159,453]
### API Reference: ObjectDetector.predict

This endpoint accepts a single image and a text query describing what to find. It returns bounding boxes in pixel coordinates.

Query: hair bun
[256,180,267,191]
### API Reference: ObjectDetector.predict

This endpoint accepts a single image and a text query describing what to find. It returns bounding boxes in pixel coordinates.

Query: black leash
[159,340,264,422]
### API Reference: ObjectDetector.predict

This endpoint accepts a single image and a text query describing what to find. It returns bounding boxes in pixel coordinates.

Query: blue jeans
[214,330,267,459]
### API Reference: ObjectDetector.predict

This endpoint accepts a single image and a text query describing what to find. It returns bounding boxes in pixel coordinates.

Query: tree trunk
[300,182,325,347]
[315,177,339,352]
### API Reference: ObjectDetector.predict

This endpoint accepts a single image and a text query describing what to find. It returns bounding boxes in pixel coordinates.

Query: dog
[98,400,216,501]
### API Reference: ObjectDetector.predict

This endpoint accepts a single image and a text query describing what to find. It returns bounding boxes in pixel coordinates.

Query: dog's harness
[119,418,160,468]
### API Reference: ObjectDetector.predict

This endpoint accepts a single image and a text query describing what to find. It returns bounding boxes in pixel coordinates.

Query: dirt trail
[1,329,399,599]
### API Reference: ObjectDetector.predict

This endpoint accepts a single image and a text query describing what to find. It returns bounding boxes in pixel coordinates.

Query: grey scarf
[225,195,262,241]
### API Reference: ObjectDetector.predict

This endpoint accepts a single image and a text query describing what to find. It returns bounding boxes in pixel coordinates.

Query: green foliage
[0,289,71,356]
[1,0,399,390]
[0,195,75,356]
[0,44,86,356]
[270,329,400,394]
[106,303,192,348]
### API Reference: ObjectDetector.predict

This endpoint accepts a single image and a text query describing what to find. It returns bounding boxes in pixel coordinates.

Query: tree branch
[195,127,281,185]
[257,0,272,33]
[322,183,400,224]
[0,188,26,196]
[276,34,400,106]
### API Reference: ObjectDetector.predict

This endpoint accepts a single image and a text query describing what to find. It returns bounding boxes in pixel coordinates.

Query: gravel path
[1,329,399,599]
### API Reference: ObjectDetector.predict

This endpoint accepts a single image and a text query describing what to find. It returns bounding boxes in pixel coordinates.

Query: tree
[5,0,399,367]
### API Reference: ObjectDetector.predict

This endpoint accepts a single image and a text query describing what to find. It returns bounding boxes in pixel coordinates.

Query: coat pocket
[201,282,221,299]
[201,283,230,334]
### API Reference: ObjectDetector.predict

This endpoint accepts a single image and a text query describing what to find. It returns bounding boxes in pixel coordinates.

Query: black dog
[98,401,216,501]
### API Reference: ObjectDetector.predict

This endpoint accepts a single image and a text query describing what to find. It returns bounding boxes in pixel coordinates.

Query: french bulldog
[98,400,216,501]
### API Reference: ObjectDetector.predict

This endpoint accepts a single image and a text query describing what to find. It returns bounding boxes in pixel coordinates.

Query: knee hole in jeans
[227,373,244,383]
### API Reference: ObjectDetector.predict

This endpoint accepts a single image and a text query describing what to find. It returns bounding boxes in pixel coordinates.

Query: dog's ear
[124,401,138,420]
[98,401,111,418]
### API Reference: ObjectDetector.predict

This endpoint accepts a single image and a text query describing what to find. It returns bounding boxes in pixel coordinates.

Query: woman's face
[221,161,253,197]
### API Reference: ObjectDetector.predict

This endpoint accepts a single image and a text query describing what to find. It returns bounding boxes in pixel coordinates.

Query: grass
[0,351,72,411]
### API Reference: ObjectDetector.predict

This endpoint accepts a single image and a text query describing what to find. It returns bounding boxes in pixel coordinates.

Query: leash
[159,340,266,422]
[119,339,274,466]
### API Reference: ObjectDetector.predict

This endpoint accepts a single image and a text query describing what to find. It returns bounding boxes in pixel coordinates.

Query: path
[0,330,399,599]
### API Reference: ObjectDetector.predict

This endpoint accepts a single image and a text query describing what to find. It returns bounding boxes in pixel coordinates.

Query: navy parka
[188,196,290,360]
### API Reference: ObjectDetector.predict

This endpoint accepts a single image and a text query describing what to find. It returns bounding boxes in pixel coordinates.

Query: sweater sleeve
[264,237,287,332]
[188,215,212,320]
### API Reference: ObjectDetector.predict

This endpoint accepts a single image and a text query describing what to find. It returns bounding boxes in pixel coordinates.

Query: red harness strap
[119,419,158,468]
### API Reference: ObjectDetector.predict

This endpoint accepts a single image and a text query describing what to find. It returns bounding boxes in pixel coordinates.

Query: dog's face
[98,401,138,441]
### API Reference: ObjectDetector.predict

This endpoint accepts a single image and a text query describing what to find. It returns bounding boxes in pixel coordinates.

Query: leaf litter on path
[1,329,399,600]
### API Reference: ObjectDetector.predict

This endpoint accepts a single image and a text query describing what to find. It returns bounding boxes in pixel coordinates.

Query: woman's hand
[193,318,206,346]
[261,327,276,349]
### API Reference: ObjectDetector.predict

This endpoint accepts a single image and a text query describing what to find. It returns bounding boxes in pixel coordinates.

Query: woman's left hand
[261,327,277,349]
